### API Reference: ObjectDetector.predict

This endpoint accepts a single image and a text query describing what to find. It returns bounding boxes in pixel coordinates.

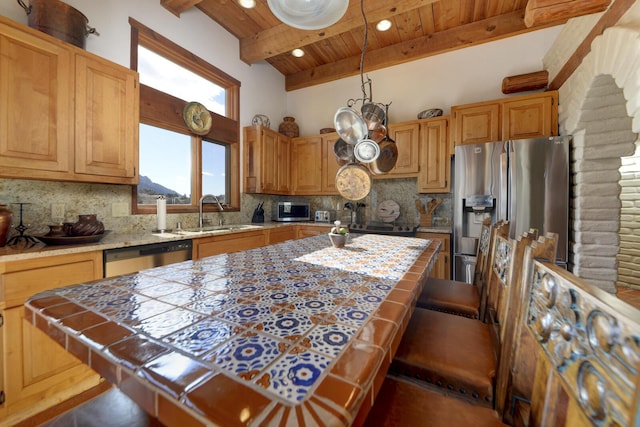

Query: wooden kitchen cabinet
[267,226,297,244]
[451,91,558,146]
[320,133,341,195]
[291,136,323,194]
[243,126,290,194]
[0,252,103,425]
[297,225,330,238]
[291,133,341,195]
[416,232,451,279]
[385,122,420,176]
[0,16,139,184]
[74,53,139,181]
[193,230,267,259]
[417,117,450,193]
[0,18,73,180]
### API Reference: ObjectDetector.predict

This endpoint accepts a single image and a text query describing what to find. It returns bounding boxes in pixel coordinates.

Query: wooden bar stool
[390,230,554,408]
[417,219,508,319]
[365,239,639,427]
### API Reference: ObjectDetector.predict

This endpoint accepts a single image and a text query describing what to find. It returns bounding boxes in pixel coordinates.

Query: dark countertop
[25,234,440,426]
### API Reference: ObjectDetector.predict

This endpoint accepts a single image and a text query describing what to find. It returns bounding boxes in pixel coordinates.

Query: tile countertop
[25,234,440,427]
[0,223,450,263]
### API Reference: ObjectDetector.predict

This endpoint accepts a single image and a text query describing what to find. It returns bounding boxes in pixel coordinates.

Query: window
[130,19,240,214]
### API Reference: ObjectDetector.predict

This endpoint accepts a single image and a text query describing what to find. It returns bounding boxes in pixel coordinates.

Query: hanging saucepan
[368,125,387,143]
[335,162,372,201]
[361,102,386,132]
[334,107,368,145]
[333,138,354,166]
[353,139,380,163]
[369,135,398,175]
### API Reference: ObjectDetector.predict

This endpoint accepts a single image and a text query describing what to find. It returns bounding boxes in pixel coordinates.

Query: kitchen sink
[176,224,263,235]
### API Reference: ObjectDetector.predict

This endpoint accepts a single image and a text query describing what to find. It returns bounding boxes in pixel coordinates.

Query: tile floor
[40,388,164,427]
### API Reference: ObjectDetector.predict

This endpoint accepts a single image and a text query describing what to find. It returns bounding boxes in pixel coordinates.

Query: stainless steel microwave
[272,202,310,222]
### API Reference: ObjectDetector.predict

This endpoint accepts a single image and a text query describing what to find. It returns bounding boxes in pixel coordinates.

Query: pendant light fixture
[332,0,395,200]
[267,0,349,30]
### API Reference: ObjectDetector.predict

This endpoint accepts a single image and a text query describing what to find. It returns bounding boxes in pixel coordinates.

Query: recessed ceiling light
[292,48,305,58]
[238,0,256,8]
[376,19,392,32]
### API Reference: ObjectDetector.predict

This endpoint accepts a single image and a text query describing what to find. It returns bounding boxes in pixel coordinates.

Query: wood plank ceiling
[161,0,611,91]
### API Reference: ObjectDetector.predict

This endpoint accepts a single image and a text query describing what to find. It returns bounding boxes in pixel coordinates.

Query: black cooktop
[348,222,418,237]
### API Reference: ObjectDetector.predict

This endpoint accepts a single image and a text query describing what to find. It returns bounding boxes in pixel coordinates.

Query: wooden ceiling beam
[524,0,611,27]
[161,0,204,17]
[239,0,439,64]
[285,10,563,91]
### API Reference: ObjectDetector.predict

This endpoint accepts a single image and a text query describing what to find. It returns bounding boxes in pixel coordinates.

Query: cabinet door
[502,94,557,140]
[261,130,278,193]
[276,134,291,193]
[193,230,267,259]
[268,226,297,244]
[297,225,329,238]
[417,232,450,279]
[418,118,450,193]
[0,252,102,423]
[387,122,420,175]
[321,134,340,194]
[451,103,500,146]
[291,137,322,194]
[0,22,73,179]
[74,53,138,182]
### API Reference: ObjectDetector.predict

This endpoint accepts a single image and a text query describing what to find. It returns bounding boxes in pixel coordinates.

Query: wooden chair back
[494,233,558,421]
[484,229,539,340]
[477,220,510,320]
[524,260,640,426]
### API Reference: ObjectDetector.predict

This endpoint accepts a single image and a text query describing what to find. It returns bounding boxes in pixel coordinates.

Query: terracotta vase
[0,204,13,247]
[279,116,299,138]
[70,214,104,236]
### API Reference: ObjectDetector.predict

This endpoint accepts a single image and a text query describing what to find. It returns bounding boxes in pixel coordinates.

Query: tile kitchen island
[24,234,439,426]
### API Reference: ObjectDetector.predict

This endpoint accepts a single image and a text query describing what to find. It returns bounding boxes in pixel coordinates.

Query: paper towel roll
[156,196,167,231]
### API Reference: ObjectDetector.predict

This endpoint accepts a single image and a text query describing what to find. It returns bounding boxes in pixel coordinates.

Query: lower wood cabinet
[297,225,330,238]
[416,232,451,279]
[267,226,297,244]
[0,252,103,425]
[193,230,268,259]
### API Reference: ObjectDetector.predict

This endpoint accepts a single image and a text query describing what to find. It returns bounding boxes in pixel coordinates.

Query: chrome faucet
[199,194,224,228]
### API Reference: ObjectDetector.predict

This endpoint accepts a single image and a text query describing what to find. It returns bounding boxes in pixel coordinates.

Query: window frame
[129,18,241,215]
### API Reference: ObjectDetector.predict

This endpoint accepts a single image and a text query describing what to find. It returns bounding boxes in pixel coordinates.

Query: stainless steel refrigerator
[453,136,570,282]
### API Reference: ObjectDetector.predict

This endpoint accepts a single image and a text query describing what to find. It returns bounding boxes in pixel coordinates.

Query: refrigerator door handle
[500,143,509,222]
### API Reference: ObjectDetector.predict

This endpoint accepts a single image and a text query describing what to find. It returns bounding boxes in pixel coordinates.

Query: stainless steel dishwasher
[103,240,193,278]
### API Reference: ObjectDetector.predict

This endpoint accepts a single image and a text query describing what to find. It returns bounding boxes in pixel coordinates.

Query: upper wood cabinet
[385,122,420,176]
[0,16,139,184]
[320,133,341,195]
[291,135,323,194]
[418,117,450,194]
[291,132,340,195]
[451,91,558,146]
[243,126,290,194]
[74,53,139,180]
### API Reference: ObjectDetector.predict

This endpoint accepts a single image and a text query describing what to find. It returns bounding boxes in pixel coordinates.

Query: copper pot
[17,0,98,49]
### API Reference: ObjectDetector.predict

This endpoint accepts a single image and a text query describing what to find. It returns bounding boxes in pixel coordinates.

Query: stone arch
[558,27,640,293]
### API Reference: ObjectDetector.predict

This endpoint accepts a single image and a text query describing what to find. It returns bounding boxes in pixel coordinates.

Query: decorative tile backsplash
[0,178,451,236]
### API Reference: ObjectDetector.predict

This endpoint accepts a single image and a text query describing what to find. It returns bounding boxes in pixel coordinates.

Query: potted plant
[328,220,349,248]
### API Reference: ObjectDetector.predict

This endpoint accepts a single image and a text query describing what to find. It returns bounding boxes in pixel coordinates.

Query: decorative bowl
[320,127,336,134]
[328,232,349,248]
[252,114,271,128]
[417,108,443,119]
